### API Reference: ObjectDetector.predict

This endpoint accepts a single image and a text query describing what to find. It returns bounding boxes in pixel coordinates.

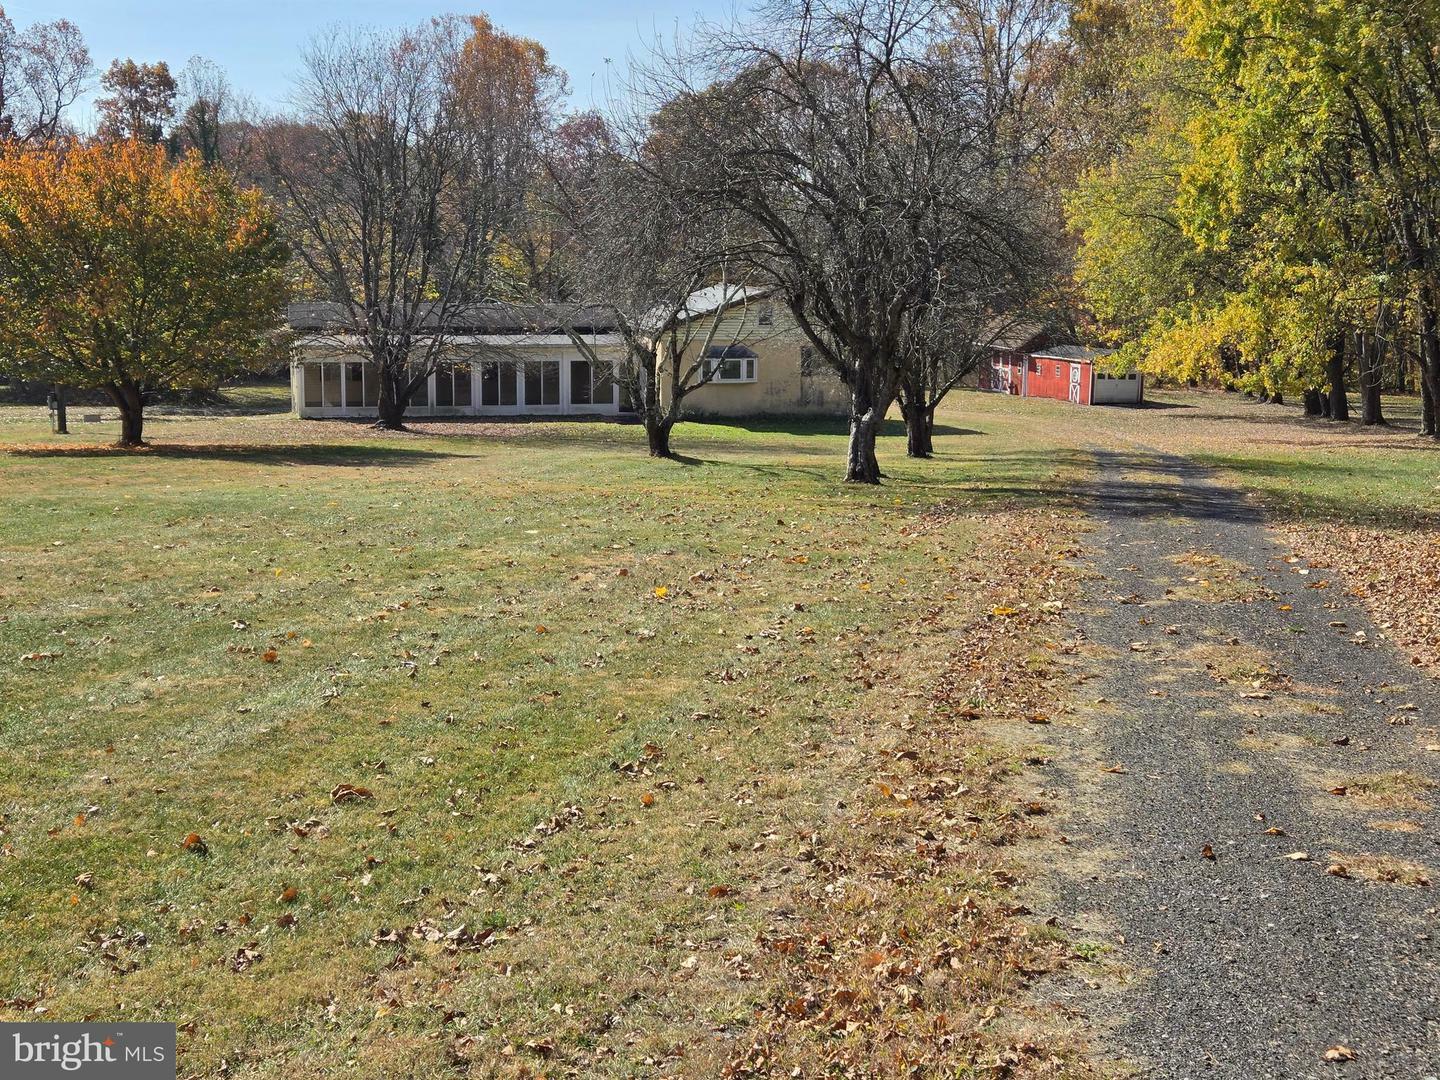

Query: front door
[1069,363,1082,404]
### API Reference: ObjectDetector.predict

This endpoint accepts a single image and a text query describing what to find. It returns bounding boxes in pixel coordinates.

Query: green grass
[0,397,1075,1077]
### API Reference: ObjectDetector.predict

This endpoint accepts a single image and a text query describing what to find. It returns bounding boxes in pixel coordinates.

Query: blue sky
[9,1,723,125]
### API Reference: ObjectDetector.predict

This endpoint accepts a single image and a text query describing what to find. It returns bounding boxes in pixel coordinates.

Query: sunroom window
[704,344,758,383]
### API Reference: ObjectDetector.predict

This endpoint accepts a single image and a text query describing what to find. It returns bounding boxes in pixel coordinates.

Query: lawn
[0,395,1092,1078]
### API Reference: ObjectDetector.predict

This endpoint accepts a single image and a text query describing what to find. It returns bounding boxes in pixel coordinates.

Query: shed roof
[1030,344,1116,362]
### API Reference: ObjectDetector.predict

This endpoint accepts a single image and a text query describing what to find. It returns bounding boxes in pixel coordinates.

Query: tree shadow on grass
[687,415,980,439]
[2,442,467,467]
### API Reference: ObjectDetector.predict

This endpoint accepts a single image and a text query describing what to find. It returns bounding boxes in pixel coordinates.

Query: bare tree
[549,127,761,457]
[0,8,90,143]
[263,15,562,429]
[625,0,1065,480]
[172,56,253,164]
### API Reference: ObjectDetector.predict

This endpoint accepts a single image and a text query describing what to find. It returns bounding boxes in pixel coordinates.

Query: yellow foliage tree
[0,140,289,445]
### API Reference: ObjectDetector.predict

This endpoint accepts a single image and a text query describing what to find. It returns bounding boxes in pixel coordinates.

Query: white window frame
[704,348,758,384]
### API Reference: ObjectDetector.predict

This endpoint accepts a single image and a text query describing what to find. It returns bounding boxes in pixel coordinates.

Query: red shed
[979,333,1142,406]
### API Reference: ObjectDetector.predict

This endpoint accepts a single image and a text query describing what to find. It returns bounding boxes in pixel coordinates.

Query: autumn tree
[0,7,90,143]
[0,140,289,446]
[96,58,177,143]
[264,15,562,429]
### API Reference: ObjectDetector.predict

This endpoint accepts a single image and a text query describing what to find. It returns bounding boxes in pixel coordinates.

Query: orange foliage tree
[0,139,289,445]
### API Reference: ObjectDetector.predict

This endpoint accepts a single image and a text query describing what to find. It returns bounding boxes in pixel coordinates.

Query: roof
[287,301,619,336]
[980,318,1050,352]
[665,284,774,327]
[1030,344,1115,362]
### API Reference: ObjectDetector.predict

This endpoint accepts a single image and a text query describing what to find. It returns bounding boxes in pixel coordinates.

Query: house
[287,290,849,420]
[979,324,1143,406]
[655,286,848,417]
[287,302,628,418]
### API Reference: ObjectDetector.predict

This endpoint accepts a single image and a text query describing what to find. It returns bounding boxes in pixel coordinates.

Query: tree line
[0,0,1069,477]
[1064,0,1440,431]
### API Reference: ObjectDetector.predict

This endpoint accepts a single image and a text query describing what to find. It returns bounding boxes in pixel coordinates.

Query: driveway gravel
[1044,447,1440,1079]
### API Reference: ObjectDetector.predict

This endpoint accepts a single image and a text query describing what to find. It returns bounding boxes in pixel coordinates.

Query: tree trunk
[1303,388,1323,416]
[646,417,675,458]
[1421,300,1440,439]
[900,391,933,459]
[1271,391,1283,406]
[845,372,886,484]
[53,385,68,434]
[374,366,409,431]
[1326,334,1349,421]
[105,382,146,447]
[1359,334,1385,426]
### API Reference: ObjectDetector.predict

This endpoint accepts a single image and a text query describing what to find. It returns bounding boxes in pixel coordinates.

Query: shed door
[1069,363,1082,403]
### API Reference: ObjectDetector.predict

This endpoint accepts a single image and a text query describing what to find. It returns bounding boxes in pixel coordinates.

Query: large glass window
[570,360,593,405]
[304,364,323,407]
[322,363,342,407]
[409,366,429,407]
[524,360,560,406]
[343,363,364,408]
[435,364,471,408]
[480,361,517,406]
[592,361,615,406]
[363,363,380,406]
[704,344,758,383]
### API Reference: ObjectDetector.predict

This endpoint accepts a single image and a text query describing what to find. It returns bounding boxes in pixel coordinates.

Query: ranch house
[288,291,849,420]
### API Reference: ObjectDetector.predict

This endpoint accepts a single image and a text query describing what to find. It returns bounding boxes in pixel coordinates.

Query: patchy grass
[1326,852,1433,888]
[1326,771,1436,813]
[0,398,1096,1078]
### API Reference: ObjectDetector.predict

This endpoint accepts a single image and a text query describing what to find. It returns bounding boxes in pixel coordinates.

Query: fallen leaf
[277,885,298,903]
[261,648,279,663]
[330,784,374,804]
[1323,1045,1356,1063]
[1283,851,1311,861]
[1201,844,1216,861]
[180,832,208,855]
[640,791,655,808]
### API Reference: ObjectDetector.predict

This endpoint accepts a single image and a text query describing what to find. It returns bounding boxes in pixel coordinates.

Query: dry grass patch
[1327,771,1436,813]
[1327,852,1433,887]
[1166,551,1267,603]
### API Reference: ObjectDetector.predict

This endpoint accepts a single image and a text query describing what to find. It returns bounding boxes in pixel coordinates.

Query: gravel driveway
[1045,447,1440,1079]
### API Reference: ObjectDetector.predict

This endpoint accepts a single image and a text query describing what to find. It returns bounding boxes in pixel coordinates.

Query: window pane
[410,368,428,407]
[363,363,380,406]
[322,363,341,407]
[454,366,472,406]
[344,363,364,408]
[720,359,742,381]
[524,362,542,406]
[481,363,498,406]
[570,360,592,404]
[435,368,454,407]
[304,364,323,407]
[592,361,614,405]
[499,361,516,405]
[543,361,559,404]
